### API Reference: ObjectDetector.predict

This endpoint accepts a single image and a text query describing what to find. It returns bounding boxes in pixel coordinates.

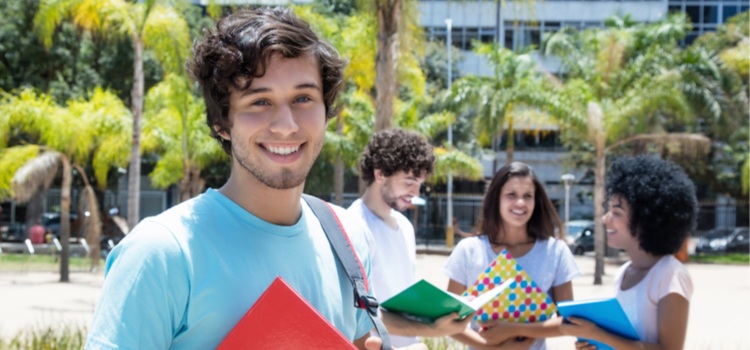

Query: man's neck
[219,171,303,226]
[361,186,398,229]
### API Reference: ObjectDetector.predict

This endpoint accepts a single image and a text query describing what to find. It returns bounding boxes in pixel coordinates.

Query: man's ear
[373,169,387,184]
[213,125,230,140]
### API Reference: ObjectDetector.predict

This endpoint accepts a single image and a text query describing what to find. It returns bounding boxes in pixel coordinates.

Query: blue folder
[557,298,640,350]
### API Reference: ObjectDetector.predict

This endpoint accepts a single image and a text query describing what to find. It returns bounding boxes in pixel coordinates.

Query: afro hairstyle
[606,155,698,255]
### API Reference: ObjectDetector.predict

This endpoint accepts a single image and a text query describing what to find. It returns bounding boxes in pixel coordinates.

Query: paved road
[0,254,748,349]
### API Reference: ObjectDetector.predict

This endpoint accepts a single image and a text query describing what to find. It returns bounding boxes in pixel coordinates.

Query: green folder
[381,278,513,323]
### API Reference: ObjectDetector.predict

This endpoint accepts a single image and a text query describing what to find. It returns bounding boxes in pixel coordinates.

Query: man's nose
[270,104,299,135]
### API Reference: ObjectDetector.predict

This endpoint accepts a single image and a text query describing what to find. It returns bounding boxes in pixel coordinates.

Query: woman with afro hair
[561,155,697,350]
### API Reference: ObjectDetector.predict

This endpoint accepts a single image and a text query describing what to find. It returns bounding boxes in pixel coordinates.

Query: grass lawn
[0,254,97,272]
[690,253,750,264]
[0,326,86,350]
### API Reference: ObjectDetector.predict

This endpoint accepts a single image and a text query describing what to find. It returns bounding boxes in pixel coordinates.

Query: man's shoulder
[128,191,218,238]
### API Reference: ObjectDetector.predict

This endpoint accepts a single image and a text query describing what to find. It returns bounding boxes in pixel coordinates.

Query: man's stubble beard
[380,179,405,211]
[232,138,324,190]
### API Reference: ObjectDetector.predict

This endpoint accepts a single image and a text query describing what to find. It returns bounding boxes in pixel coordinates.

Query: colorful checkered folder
[464,249,557,323]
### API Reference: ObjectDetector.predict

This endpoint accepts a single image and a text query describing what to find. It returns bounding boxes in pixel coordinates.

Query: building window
[702,5,719,23]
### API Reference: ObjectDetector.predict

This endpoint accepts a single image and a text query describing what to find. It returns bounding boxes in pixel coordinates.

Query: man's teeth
[267,145,299,155]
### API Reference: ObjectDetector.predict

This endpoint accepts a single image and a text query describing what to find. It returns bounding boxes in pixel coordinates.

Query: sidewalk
[0,254,748,349]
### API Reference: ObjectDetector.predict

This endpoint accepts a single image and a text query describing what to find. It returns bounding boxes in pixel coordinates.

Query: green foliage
[296,3,481,194]
[541,14,705,158]
[0,0,164,105]
[451,44,551,149]
[686,11,750,199]
[0,145,41,200]
[142,74,225,190]
[419,336,466,350]
[0,254,93,272]
[690,253,750,264]
[0,88,131,190]
[0,325,87,350]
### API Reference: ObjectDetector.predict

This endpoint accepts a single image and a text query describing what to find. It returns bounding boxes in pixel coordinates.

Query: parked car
[564,220,595,255]
[570,227,596,255]
[0,222,26,242]
[694,227,748,254]
[726,227,749,253]
[40,212,79,240]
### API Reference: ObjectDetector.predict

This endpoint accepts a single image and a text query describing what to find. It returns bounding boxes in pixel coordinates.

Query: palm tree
[141,73,226,202]
[540,14,712,284]
[34,0,191,229]
[450,44,550,172]
[297,5,483,202]
[0,88,131,281]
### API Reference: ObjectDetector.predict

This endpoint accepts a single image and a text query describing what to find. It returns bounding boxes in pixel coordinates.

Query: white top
[614,255,693,343]
[348,199,418,347]
[444,235,581,350]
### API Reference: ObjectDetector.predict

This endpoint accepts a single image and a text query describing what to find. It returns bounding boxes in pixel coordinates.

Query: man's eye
[252,100,270,106]
[295,96,312,103]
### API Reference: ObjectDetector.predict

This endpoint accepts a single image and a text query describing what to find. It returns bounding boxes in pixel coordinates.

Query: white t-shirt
[614,255,693,343]
[443,235,581,350]
[348,199,418,347]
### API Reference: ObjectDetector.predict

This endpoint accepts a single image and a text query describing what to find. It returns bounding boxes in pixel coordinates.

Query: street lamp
[561,173,575,239]
[445,18,454,248]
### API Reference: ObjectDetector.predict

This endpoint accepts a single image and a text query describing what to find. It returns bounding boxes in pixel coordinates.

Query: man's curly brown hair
[359,129,435,185]
[187,7,346,154]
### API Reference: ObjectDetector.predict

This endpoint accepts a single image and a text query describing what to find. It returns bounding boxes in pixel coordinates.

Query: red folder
[218,276,357,350]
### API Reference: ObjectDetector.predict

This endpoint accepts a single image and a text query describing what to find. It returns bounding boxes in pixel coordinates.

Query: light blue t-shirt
[86,189,373,349]
[443,236,580,350]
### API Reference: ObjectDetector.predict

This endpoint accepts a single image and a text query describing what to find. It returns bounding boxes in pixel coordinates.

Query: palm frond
[606,133,711,157]
[0,146,42,200]
[143,5,191,75]
[78,183,101,270]
[431,147,484,182]
[11,150,63,204]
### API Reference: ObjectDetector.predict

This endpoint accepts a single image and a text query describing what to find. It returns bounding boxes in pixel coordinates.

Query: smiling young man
[348,128,472,347]
[86,8,414,350]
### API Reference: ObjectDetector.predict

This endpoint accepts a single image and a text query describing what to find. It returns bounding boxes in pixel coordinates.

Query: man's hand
[363,336,428,350]
[426,312,473,336]
[380,309,471,337]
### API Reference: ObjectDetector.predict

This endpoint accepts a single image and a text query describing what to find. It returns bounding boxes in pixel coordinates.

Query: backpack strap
[302,194,391,350]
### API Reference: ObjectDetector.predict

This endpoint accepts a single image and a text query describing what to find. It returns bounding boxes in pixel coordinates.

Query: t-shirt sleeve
[443,239,471,287]
[656,260,693,302]
[86,219,189,349]
[552,239,581,287]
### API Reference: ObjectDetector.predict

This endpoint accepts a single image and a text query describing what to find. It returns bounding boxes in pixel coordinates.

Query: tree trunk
[191,167,205,198]
[589,102,606,285]
[24,191,45,235]
[506,115,514,165]
[374,0,401,132]
[181,166,205,202]
[180,86,190,203]
[127,37,144,229]
[593,145,606,285]
[492,135,499,173]
[333,117,345,206]
[59,157,72,283]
